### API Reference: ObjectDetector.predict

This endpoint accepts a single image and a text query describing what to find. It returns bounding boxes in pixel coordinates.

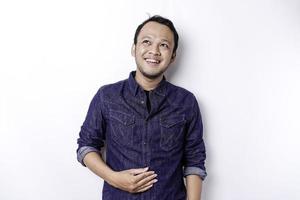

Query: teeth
[145,58,160,64]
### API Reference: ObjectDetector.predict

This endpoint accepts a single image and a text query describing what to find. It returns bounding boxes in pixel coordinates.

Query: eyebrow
[140,36,151,40]
[161,39,171,44]
[140,36,171,44]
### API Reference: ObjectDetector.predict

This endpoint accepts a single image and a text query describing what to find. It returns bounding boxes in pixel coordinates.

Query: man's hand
[108,167,158,193]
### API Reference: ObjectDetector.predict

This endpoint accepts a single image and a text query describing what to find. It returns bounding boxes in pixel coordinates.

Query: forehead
[138,21,174,43]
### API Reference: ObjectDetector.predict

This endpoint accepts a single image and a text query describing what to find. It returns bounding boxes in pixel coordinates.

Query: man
[77,15,207,200]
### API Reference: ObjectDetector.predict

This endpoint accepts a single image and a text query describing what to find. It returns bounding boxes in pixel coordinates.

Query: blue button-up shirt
[77,71,207,200]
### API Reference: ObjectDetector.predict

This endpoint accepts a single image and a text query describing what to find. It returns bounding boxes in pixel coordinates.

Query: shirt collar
[128,71,167,97]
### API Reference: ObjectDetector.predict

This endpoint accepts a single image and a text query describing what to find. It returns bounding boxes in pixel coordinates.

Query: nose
[149,44,161,56]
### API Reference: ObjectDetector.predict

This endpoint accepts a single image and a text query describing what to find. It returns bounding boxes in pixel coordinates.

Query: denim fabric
[77,71,207,200]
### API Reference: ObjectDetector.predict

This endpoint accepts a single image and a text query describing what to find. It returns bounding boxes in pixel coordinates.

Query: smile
[145,58,161,64]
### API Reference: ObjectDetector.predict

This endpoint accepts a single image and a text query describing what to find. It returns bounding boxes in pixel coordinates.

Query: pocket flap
[109,110,135,126]
[160,115,185,128]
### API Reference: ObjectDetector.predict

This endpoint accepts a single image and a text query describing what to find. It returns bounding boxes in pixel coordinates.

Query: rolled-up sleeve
[183,96,207,180]
[76,88,106,167]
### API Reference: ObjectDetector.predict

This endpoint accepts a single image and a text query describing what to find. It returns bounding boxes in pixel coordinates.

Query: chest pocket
[109,110,135,146]
[160,115,186,151]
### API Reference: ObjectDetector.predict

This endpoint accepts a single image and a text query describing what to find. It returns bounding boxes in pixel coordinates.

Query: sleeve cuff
[184,166,207,180]
[77,146,101,167]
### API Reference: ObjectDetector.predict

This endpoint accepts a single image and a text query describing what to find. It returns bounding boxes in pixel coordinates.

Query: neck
[135,70,163,91]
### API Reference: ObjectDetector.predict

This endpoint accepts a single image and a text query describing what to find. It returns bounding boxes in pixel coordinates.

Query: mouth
[144,58,161,65]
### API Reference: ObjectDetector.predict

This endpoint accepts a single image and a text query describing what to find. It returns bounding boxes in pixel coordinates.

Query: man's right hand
[108,167,158,193]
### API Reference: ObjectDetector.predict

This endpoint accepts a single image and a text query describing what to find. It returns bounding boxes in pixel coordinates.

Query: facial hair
[136,64,168,80]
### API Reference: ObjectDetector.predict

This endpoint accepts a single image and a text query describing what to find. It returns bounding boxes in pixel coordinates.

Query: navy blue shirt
[77,71,207,200]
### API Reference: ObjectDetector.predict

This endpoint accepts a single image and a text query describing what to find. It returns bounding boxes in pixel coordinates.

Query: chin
[141,70,164,80]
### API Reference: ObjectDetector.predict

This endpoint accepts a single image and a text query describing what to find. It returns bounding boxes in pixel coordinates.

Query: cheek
[139,47,148,54]
[162,52,173,61]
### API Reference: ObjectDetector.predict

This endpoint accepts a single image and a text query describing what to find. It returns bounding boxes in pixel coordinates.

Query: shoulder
[166,81,198,106]
[166,82,202,122]
[95,78,127,98]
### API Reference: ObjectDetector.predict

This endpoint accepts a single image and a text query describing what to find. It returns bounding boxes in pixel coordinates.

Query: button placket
[143,120,149,166]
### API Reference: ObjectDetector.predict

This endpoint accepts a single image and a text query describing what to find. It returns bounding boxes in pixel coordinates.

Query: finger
[135,184,154,193]
[128,167,149,175]
[134,171,155,182]
[135,173,157,188]
[136,178,158,191]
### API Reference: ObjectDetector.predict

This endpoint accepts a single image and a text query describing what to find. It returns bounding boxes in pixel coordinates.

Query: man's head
[131,15,179,80]
[134,15,179,56]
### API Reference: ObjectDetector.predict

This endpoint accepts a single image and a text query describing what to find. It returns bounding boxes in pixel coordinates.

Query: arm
[183,95,207,198]
[186,175,202,200]
[83,151,157,193]
[83,151,115,186]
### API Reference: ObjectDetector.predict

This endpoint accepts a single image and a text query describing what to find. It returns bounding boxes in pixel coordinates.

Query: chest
[104,99,187,152]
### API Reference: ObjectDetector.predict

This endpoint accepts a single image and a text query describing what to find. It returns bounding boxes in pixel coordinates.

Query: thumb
[128,167,149,175]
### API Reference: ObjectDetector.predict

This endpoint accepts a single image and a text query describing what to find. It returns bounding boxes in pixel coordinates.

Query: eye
[142,40,151,45]
[160,43,169,49]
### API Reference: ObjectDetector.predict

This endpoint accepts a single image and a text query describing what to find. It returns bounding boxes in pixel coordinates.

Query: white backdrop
[1,0,299,200]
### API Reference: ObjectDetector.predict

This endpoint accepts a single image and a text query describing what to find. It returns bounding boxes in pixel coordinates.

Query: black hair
[133,15,179,55]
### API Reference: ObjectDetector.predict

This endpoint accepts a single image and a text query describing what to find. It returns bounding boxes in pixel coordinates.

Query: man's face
[132,21,176,80]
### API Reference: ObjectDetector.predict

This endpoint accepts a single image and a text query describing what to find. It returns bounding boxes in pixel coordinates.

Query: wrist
[106,170,118,187]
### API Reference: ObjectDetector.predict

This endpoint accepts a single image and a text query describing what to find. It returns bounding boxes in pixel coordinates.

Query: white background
[1,0,299,200]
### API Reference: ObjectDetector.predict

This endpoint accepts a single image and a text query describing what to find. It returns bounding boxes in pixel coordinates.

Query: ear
[131,44,136,57]
[170,53,176,64]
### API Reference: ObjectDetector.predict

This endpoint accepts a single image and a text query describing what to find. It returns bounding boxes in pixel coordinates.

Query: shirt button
[143,142,146,145]
[141,100,145,104]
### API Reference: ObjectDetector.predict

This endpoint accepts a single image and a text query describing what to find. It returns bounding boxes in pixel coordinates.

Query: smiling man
[77,15,207,200]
